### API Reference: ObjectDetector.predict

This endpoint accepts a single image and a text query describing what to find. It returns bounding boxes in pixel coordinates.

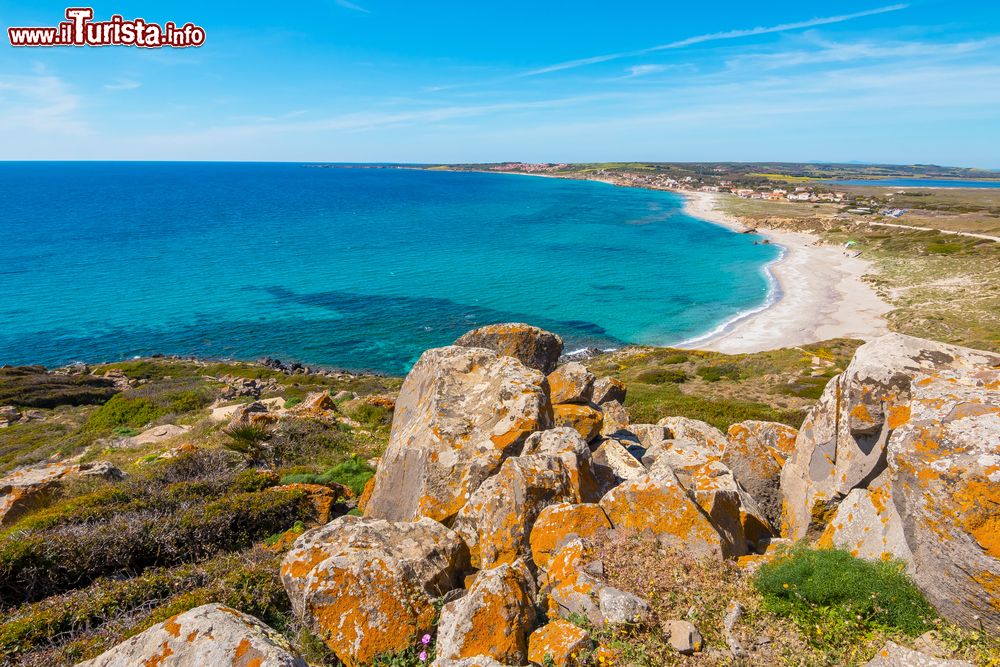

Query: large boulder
[364,346,552,523]
[657,416,727,453]
[527,619,592,667]
[724,420,798,527]
[552,403,603,442]
[454,323,563,374]
[75,603,306,666]
[529,502,612,570]
[521,428,600,502]
[591,439,646,493]
[591,377,626,406]
[1,461,80,528]
[599,464,724,559]
[435,561,536,664]
[280,516,467,666]
[547,363,595,404]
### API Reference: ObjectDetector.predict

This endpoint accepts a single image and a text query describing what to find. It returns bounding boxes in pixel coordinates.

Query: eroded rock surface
[454,323,563,374]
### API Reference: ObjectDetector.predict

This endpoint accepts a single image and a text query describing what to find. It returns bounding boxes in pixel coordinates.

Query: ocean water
[827,178,1000,188]
[0,163,779,374]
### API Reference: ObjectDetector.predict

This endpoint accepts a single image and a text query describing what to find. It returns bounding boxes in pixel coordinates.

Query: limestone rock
[663,620,703,655]
[598,586,650,625]
[591,377,626,406]
[364,346,552,523]
[77,461,126,482]
[863,640,973,666]
[436,561,536,665]
[529,502,612,570]
[724,420,798,527]
[599,400,629,436]
[552,403,602,442]
[75,603,306,666]
[228,401,279,429]
[621,423,670,449]
[547,363,595,405]
[591,439,646,493]
[543,539,605,625]
[128,423,191,446]
[527,619,591,667]
[280,516,467,666]
[0,461,79,528]
[780,333,999,541]
[657,416,727,453]
[599,465,724,559]
[454,323,564,374]
[272,483,345,524]
[521,427,601,503]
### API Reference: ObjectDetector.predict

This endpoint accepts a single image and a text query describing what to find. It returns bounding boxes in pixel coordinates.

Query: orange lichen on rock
[527,619,591,667]
[530,502,611,570]
[552,403,603,442]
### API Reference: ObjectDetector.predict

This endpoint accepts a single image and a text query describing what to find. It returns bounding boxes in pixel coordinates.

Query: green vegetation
[755,547,936,651]
[280,456,375,496]
[0,366,115,408]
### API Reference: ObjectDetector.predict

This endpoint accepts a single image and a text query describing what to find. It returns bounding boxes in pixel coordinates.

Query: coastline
[678,191,891,353]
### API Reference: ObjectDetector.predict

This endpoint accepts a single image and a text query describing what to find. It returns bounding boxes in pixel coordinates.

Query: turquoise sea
[0,163,779,374]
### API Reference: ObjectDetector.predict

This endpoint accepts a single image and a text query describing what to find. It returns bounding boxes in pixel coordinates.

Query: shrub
[84,395,163,433]
[695,362,743,382]
[280,456,375,497]
[634,368,688,385]
[754,546,936,646]
[0,367,116,408]
[223,424,276,466]
[232,469,280,492]
[350,402,391,428]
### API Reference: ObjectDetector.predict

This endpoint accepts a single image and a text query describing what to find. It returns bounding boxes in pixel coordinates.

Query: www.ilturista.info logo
[8,8,205,48]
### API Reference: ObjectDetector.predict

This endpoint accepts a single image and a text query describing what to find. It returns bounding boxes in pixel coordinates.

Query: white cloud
[621,64,668,79]
[336,0,370,13]
[0,73,88,134]
[104,79,142,91]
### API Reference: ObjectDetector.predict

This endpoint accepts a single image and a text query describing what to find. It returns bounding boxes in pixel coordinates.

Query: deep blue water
[827,178,1000,188]
[0,163,779,374]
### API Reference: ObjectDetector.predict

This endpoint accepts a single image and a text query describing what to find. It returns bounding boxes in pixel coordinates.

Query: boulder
[888,367,1000,630]
[529,503,612,570]
[364,346,552,523]
[454,323,563,374]
[598,587,649,624]
[657,416,727,453]
[77,461,126,481]
[0,461,79,528]
[591,377,626,406]
[228,401,279,429]
[818,471,913,570]
[552,403,602,442]
[599,400,629,436]
[598,465,724,560]
[663,620,703,655]
[591,439,646,493]
[527,619,592,667]
[271,483,344,524]
[435,561,536,665]
[280,516,467,666]
[547,363,595,404]
[724,420,798,527]
[863,641,973,666]
[75,603,306,666]
[453,453,575,569]
[640,440,718,478]
[780,334,999,541]
[293,391,337,414]
[622,423,670,449]
[520,428,601,503]
[543,539,605,625]
[128,423,190,446]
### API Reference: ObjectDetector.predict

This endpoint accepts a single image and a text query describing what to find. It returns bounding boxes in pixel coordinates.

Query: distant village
[484,162,908,218]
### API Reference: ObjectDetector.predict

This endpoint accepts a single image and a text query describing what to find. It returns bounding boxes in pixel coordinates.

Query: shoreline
[677,191,891,353]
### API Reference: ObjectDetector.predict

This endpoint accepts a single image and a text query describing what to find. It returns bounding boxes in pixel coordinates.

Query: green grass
[755,546,936,651]
[624,383,806,430]
[83,395,164,432]
[280,456,375,497]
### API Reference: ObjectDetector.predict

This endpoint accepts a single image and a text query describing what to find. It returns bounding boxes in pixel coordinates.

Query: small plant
[283,396,303,409]
[754,546,936,648]
[280,455,375,496]
[695,362,742,383]
[634,368,688,385]
[223,423,276,467]
[371,632,434,666]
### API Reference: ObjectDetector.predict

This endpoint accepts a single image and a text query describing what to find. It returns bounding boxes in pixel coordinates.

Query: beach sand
[681,191,891,353]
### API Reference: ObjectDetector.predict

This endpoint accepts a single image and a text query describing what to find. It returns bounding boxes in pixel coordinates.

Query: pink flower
[421,634,431,645]
[419,651,428,662]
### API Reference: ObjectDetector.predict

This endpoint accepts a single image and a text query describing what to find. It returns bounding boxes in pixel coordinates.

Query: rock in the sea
[75,603,306,666]
[364,345,552,523]
[527,619,592,667]
[547,362,595,405]
[591,376,626,406]
[599,465,724,559]
[435,561,536,665]
[552,403,603,442]
[723,420,798,528]
[529,502,612,570]
[454,323,563,374]
[280,516,467,666]
[863,640,973,666]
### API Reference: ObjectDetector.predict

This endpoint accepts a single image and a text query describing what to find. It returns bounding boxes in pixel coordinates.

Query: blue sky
[1,1,998,166]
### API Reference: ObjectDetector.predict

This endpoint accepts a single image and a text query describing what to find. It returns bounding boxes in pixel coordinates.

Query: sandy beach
[680,191,891,353]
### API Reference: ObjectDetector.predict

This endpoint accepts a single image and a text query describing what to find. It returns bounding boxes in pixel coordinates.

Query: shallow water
[0,163,779,374]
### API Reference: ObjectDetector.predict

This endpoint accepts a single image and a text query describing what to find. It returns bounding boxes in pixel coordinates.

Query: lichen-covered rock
[818,471,913,570]
[543,539,605,625]
[598,586,649,624]
[454,323,564,374]
[529,502,612,570]
[599,465,724,559]
[640,440,719,478]
[888,368,1000,630]
[552,403,603,442]
[365,345,552,522]
[599,400,629,436]
[0,461,79,528]
[272,483,344,524]
[623,423,670,449]
[862,640,973,666]
[591,439,646,493]
[591,377,626,406]
[663,619,703,655]
[780,334,999,541]
[435,561,536,665]
[280,516,467,666]
[547,363,595,405]
[724,420,798,527]
[453,453,575,569]
[527,619,591,667]
[75,603,306,667]
[521,428,601,503]
[657,416,727,453]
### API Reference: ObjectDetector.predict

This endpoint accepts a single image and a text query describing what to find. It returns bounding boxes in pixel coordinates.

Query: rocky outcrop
[591,377,626,406]
[454,323,563,374]
[435,561,536,665]
[527,619,591,667]
[529,502,611,570]
[547,363,595,405]
[364,345,552,523]
[280,516,467,666]
[551,404,602,442]
[780,333,1000,630]
[75,603,306,666]
[724,420,798,527]
[1,460,122,528]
